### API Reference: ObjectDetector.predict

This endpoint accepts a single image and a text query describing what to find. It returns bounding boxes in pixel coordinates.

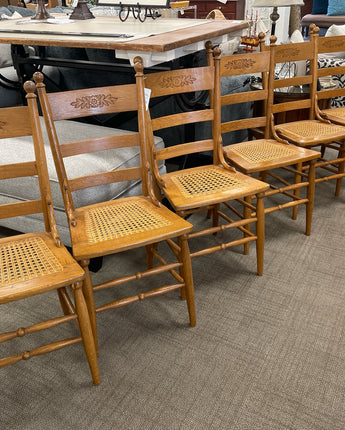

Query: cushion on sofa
[323,24,345,57]
[327,0,345,16]
[312,0,328,14]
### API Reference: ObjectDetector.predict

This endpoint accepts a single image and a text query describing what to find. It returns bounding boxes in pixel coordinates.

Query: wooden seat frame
[266,27,345,197]
[134,57,269,275]
[0,81,100,385]
[34,71,196,352]
[211,39,320,236]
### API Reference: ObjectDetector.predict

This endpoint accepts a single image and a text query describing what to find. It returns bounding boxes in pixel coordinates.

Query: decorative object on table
[96,0,169,21]
[241,10,268,50]
[241,10,260,50]
[31,0,52,20]
[252,0,305,35]
[70,0,95,20]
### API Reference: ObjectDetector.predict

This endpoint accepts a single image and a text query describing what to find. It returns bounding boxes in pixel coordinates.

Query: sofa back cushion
[327,0,345,16]
[312,0,328,14]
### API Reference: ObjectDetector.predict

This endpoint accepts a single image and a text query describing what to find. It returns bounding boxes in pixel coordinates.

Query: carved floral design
[0,120,6,129]
[71,94,118,109]
[159,75,196,88]
[225,58,256,70]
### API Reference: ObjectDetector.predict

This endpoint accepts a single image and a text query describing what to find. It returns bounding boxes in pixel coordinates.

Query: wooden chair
[212,40,320,236]
[134,57,269,276]
[33,72,196,351]
[0,81,100,385]
[316,33,345,126]
[267,27,345,197]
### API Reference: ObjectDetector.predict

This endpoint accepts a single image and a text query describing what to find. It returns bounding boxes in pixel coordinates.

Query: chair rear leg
[243,195,252,255]
[335,140,345,197]
[73,281,100,385]
[306,159,316,236]
[79,259,98,354]
[292,162,302,220]
[255,193,265,276]
[178,235,196,327]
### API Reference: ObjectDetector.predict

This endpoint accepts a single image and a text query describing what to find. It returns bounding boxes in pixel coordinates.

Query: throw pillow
[324,24,345,57]
[312,0,329,14]
[327,0,345,16]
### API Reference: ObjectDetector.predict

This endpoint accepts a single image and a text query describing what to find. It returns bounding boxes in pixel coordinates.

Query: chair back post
[133,56,150,198]
[267,35,277,139]
[309,24,320,121]
[34,72,76,217]
[212,45,222,165]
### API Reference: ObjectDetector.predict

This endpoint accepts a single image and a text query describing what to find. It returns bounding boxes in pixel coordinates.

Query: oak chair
[211,41,320,236]
[134,57,269,276]
[34,71,196,351]
[267,28,345,197]
[0,81,100,385]
[316,33,345,126]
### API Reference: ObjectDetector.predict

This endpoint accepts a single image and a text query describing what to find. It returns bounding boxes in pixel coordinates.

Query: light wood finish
[34,73,196,345]
[0,18,246,52]
[266,27,345,197]
[214,38,320,236]
[315,34,345,127]
[134,57,269,275]
[0,83,99,385]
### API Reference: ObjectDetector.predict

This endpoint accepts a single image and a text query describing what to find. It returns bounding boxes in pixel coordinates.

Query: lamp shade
[253,0,304,6]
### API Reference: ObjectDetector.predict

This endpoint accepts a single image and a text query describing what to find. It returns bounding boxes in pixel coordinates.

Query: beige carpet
[2,174,345,430]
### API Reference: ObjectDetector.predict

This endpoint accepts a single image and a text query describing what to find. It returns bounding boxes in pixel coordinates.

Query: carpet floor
[1,173,345,430]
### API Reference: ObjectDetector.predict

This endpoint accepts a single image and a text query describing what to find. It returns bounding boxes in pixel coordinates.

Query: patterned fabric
[318,56,345,107]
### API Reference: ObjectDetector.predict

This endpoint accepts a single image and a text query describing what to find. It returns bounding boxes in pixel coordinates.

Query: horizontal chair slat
[156,140,214,161]
[273,41,314,63]
[272,99,311,114]
[0,200,43,219]
[318,66,345,78]
[47,84,138,121]
[318,87,345,100]
[222,117,266,134]
[273,75,311,89]
[151,109,213,132]
[61,134,139,157]
[318,35,345,54]
[145,66,214,98]
[69,167,141,191]
[221,89,268,106]
[0,161,37,179]
[220,51,270,76]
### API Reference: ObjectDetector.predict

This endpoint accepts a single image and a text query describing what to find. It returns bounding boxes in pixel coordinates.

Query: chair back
[266,27,319,125]
[212,34,271,139]
[0,81,59,243]
[315,34,345,104]
[34,73,153,223]
[133,57,221,167]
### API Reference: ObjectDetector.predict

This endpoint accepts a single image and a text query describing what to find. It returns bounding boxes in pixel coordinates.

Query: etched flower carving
[159,75,196,88]
[0,120,6,129]
[225,58,256,70]
[71,94,118,109]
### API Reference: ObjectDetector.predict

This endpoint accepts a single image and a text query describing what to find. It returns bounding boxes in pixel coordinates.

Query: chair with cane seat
[0,81,100,385]
[267,27,345,197]
[134,57,269,275]
[212,39,320,237]
[33,71,196,349]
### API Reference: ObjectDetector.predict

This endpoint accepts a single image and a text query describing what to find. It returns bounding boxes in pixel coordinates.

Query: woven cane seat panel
[323,107,345,119]
[229,140,300,163]
[85,200,172,243]
[170,167,241,199]
[0,237,63,286]
[277,121,345,138]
